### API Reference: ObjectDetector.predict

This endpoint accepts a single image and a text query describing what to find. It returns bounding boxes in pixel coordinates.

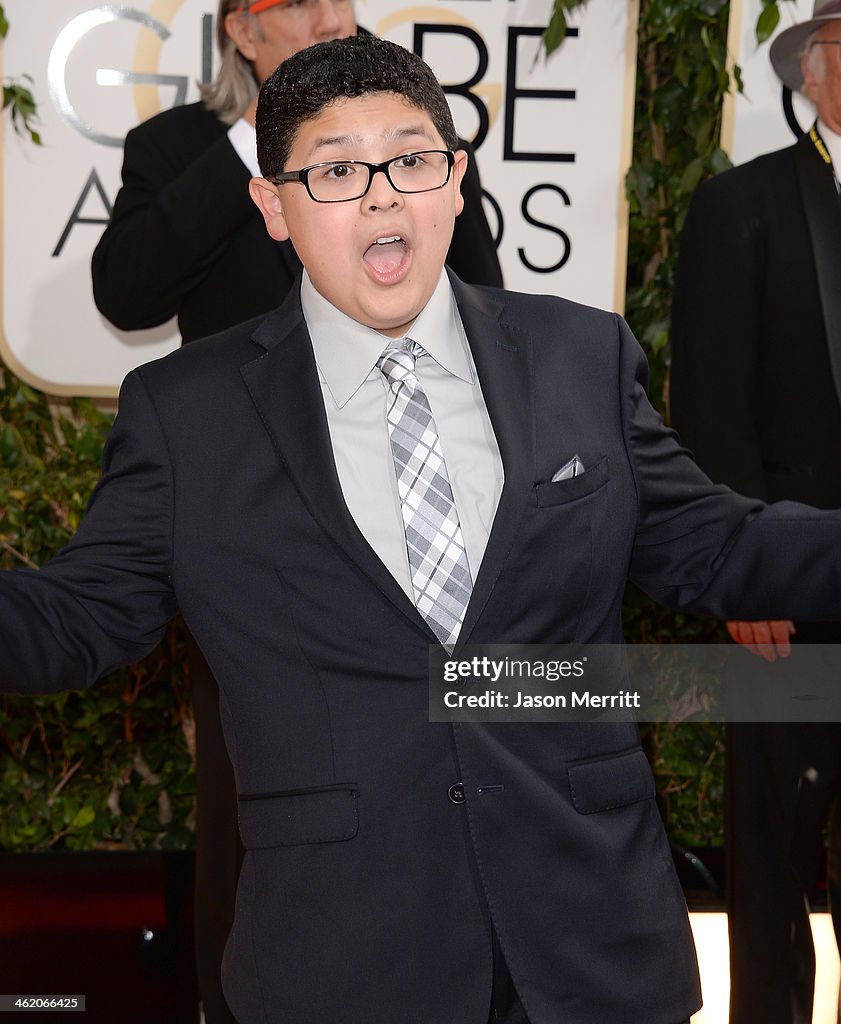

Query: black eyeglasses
[269,150,455,203]
[809,40,841,52]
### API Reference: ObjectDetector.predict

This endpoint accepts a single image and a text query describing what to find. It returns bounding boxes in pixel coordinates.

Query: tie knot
[378,340,423,388]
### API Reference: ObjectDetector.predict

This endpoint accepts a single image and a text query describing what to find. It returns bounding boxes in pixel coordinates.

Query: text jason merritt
[443,690,642,709]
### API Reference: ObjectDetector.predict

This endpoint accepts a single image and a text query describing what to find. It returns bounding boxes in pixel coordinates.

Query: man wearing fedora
[670,2,841,1021]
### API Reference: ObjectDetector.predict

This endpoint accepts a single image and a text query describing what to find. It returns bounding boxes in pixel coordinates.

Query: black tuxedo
[671,131,841,506]
[90,98,503,1022]
[670,131,841,1023]
[6,276,841,1023]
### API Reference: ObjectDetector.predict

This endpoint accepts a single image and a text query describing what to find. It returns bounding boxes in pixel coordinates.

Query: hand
[243,97,258,127]
[726,620,795,662]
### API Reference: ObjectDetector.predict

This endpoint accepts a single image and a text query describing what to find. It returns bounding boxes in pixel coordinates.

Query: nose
[364,166,403,211]
[313,0,346,38]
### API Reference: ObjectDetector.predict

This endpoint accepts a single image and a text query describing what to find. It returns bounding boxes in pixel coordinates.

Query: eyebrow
[304,124,436,162]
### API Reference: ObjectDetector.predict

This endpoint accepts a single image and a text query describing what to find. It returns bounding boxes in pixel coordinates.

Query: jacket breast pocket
[535,456,610,508]
[237,783,358,849]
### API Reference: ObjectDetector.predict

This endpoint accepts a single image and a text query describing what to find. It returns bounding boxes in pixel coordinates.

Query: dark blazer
[91,101,503,343]
[5,276,841,1024]
[670,131,841,508]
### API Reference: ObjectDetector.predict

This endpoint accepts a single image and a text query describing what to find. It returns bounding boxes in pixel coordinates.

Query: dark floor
[2,843,824,1023]
[0,850,199,1024]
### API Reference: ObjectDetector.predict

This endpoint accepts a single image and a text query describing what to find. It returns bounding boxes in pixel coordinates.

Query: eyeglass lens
[306,152,450,201]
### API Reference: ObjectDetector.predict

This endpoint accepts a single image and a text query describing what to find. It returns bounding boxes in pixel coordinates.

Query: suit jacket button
[448,782,466,804]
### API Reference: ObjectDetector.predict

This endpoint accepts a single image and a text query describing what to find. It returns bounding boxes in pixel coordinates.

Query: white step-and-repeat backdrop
[1,0,637,396]
[723,0,816,163]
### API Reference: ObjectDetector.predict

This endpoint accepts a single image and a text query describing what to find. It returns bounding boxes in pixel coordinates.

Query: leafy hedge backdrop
[0,0,787,853]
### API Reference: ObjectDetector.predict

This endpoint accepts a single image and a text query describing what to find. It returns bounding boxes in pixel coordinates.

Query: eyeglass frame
[267,150,456,203]
[809,39,841,51]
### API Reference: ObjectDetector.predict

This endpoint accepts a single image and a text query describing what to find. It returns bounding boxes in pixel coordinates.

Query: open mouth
[363,235,408,277]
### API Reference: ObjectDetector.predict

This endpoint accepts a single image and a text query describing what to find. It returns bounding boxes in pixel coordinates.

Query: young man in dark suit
[91,6,502,1019]
[670,4,841,1020]
[7,33,841,1023]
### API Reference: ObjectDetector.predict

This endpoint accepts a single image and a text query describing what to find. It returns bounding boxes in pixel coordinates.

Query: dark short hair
[256,34,458,178]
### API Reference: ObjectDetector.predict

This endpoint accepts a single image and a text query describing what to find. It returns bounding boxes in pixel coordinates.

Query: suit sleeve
[621,316,841,620]
[669,175,768,499]
[0,372,178,693]
[447,139,504,288]
[91,118,257,331]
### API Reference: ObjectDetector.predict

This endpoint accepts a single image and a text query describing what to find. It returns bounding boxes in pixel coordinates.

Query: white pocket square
[551,455,585,482]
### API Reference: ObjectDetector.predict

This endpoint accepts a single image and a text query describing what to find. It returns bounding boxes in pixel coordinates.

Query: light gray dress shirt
[301,269,504,602]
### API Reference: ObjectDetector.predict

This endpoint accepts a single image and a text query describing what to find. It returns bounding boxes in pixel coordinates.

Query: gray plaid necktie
[378,339,472,648]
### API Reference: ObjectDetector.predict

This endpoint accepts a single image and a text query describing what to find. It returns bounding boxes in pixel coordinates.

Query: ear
[249,177,290,241]
[801,50,817,102]
[451,148,468,218]
[224,10,259,63]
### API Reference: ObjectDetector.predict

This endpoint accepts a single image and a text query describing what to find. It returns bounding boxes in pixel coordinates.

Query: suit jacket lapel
[795,131,841,408]
[240,286,435,641]
[449,276,534,648]
[241,277,534,650]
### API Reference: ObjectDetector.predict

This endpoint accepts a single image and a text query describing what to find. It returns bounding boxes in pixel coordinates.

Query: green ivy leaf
[71,806,96,830]
[541,0,593,57]
[3,78,42,146]
[756,3,780,44]
[710,146,733,174]
[679,156,706,194]
[542,6,569,57]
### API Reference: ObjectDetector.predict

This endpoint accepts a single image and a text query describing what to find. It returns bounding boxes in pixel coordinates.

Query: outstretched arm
[621,316,841,622]
[0,372,178,693]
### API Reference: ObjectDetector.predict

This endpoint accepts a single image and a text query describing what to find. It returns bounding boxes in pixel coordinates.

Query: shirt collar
[301,269,474,408]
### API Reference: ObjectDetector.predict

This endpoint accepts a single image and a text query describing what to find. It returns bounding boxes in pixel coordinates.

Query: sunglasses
[233,0,294,14]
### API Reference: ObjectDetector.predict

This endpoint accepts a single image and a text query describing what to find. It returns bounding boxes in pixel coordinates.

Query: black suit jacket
[670,131,841,507]
[91,101,503,343]
[6,276,841,1023]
